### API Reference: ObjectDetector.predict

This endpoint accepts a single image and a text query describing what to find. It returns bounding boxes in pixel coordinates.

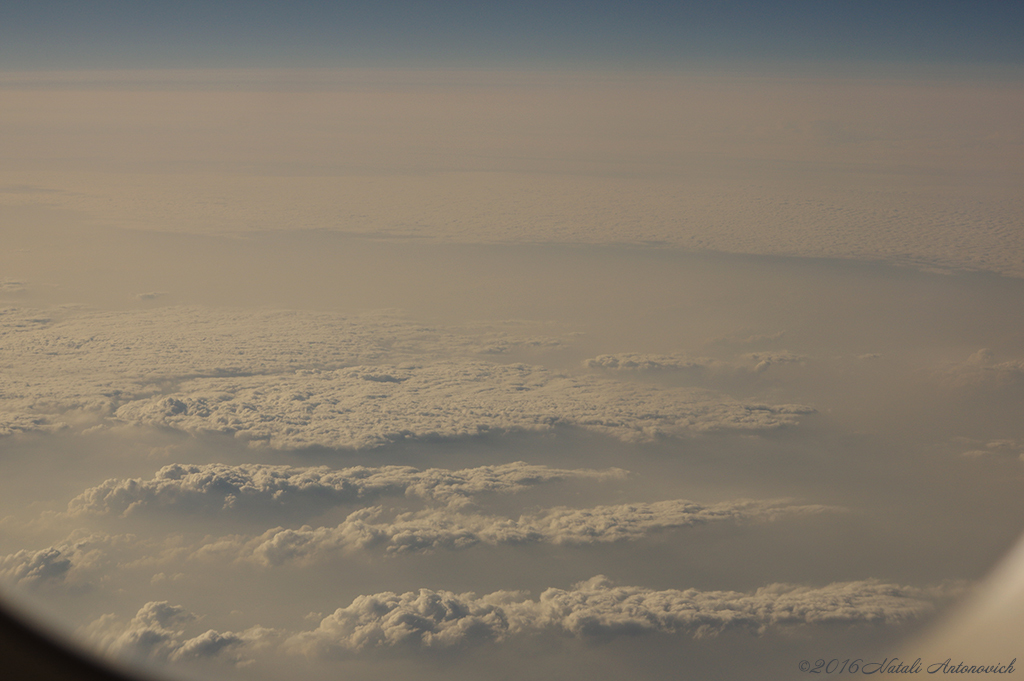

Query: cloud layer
[67,462,627,517]
[583,351,807,378]
[287,575,956,655]
[81,576,956,665]
[0,306,811,446]
[234,498,833,563]
[6,496,830,588]
[110,362,812,449]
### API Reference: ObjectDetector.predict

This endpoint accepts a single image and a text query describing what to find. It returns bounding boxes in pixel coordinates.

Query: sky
[1,3,1023,681]
[2,1,1024,70]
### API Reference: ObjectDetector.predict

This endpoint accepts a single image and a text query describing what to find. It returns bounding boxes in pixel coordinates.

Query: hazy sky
[3,0,1024,69]
[1,4,1023,681]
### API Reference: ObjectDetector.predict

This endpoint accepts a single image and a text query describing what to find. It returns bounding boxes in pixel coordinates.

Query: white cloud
[70,576,964,663]
[67,461,627,517]
[78,577,959,664]
[285,575,958,656]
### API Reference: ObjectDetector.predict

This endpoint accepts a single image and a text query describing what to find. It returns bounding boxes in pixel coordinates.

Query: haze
[2,4,1023,680]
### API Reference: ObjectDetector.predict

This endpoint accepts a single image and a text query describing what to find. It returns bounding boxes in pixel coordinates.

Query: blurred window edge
[0,594,157,681]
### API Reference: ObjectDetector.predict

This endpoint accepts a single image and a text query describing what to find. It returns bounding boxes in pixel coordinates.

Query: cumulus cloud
[285,575,958,656]
[74,577,964,662]
[0,533,128,588]
[83,601,276,665]
[0,547,73,586]
[67,462,627,517]
[214,498,834,564]
[110,362,813,449]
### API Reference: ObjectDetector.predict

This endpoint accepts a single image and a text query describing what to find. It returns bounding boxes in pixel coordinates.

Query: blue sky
[3,0,1023,70]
